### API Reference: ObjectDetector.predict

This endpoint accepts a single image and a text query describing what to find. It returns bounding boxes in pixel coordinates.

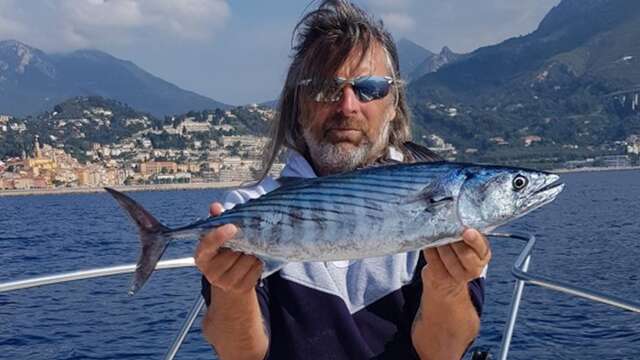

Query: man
[195,1,491,359]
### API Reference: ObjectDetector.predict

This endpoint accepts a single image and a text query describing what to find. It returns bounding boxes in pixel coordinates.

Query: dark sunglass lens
[355,77,390,102]
[312,80,342,102]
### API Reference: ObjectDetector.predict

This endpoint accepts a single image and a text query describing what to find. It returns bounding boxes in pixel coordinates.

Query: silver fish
[106,161,564,295]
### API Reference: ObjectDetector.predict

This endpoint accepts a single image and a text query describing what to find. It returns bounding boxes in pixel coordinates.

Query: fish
[105,161,564,295]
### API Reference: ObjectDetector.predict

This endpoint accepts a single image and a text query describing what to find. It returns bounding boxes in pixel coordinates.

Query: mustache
[322,115,368,134]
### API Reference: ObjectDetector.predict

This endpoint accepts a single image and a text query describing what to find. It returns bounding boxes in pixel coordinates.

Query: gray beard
[303,120,391,175]
[305,138,371,175]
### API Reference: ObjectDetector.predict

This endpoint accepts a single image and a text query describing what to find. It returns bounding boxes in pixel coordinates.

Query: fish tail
[104,187,172,296]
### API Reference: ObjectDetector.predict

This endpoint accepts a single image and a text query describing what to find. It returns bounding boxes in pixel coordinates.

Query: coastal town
[1,98,640,194]
[0,134,283,191]
[0,102,284,193]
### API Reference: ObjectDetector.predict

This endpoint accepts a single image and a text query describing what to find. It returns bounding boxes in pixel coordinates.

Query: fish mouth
[523,174,565,212]
[533,174,564,196]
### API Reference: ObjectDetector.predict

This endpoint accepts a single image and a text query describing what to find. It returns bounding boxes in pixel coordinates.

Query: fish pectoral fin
[259,256,287,278]
[425,196,454,211]
[418,196,454,214]
[404,182,454,212]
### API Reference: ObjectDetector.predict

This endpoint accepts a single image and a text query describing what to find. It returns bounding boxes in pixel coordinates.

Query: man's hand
[196,202,268,360]
[422,228,491,298]
[194,203,263,294]
[412,229,491,360]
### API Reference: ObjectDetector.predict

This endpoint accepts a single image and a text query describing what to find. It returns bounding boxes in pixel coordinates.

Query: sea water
[1,170,639,359]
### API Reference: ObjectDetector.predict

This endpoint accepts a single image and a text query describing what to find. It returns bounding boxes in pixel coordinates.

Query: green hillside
[407,0,640,167]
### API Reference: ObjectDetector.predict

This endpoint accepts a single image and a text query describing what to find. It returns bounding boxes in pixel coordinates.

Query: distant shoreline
[550,165,640,174]
[0,181,244,197]
[1,166,639,197]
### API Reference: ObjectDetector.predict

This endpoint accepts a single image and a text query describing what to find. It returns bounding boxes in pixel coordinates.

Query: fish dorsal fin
[402,141,444,162]
[375,158,403,166]
[275,176,307,188]
[355,158,403,170]
[353,142,436,170]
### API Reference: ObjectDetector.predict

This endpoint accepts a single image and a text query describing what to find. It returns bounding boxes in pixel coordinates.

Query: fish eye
[512,175,528,191]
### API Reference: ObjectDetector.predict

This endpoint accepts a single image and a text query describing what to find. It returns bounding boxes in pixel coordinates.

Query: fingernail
[220,224,237,237]
[463,229,477,241]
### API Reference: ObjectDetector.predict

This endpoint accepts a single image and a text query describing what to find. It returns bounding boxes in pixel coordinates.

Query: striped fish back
[212,162,462,260]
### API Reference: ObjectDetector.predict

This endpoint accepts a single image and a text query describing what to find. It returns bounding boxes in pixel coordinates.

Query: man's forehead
[336,44,390,76]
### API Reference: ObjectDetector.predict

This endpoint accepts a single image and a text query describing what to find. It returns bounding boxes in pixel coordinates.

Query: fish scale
[105,161,564,295]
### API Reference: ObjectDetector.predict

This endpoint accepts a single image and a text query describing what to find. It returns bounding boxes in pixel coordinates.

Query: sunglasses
[300,76,396,103]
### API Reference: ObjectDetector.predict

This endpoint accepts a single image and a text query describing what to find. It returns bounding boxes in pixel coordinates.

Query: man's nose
[337,85,360,115]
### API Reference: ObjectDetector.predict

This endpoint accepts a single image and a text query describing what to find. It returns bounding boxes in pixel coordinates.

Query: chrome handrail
[164,295,206,360]
[2,234,640,359]
[0,257,197,360]
[0,257,195,293]
[490,232,640,360]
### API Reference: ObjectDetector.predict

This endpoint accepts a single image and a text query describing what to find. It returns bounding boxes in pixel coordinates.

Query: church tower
[34,135,42,158]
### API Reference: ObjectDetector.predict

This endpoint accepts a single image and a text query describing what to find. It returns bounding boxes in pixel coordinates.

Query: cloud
[62,0,144,28]
[0,15,24,36]
[0,0,27,38]
[0,0,231,51]
[0,0,563,105]
[366,0,412,10]
[363,0,416,34]
[380,12,415,33]
[360,0,560,53]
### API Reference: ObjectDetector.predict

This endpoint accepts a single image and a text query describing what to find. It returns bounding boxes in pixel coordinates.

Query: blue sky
[0,0,560,105]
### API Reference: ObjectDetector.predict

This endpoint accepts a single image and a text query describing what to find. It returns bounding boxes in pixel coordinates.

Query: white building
[181,118,211,133]
[627,135,640,155]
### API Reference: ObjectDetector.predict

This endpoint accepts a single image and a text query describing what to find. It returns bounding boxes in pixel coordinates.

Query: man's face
[300,44,396,176]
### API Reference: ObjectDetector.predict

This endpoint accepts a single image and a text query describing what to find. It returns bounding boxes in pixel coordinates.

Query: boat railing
[0,257,199,360]
[490,232,640,360]
[1,232,639,359]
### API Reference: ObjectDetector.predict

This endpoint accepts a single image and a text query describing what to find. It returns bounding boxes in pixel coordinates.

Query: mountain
[395,38,434,79]
[0,40,228,117]
[259,99,278,109]
[395,39,465,82]
[408,0,640,165]
[408,46,465,81]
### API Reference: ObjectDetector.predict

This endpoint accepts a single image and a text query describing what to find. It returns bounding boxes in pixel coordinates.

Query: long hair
[260,0,412,178]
